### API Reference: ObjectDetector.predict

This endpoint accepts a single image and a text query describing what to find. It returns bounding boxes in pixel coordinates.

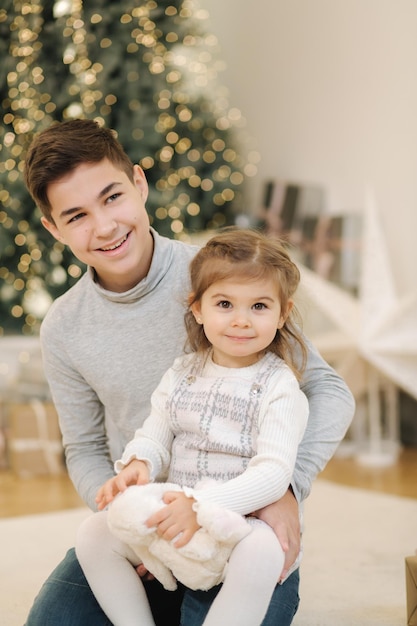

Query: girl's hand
[146,491,200,548]
[95,459,150,510]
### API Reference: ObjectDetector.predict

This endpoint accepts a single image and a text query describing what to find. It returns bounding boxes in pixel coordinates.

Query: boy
[23,119,355,626]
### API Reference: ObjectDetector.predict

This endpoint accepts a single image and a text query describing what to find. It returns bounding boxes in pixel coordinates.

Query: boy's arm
[256,338,355,579]
[115,366,175,478]
[41,327,115,510]
[294,337,355,502]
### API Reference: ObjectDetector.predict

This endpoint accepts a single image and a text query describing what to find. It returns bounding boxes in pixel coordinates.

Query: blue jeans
[25,548,300,625]
[181,569,300,626]
[25,548,183,626]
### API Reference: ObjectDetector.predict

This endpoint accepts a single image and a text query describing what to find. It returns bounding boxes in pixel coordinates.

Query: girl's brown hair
[184,228,307,378]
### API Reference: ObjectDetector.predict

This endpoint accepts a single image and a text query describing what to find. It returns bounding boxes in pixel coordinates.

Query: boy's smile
[98,233,129,252]
[41,159,154,292]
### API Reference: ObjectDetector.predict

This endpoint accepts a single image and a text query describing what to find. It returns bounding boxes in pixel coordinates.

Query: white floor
[1,480,415,626]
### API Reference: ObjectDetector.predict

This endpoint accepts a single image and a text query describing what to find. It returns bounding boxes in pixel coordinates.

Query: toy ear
[195,501,251,543]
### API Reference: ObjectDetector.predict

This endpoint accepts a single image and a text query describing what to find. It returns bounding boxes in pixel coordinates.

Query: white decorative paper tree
[297,190,417,466]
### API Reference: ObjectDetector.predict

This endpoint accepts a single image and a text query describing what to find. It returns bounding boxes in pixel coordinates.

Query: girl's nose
[231,312,251,327]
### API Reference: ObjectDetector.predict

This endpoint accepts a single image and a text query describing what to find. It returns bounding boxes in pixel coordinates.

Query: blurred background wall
[201,0,417,295]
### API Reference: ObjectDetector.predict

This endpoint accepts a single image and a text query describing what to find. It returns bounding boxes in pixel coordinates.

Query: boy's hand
[95,459,150,510]
[135,563,155,582]
[146,491,200,548]
[254,488,300,581]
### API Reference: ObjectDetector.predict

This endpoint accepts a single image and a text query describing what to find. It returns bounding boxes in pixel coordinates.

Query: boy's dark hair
[24,119,134,222]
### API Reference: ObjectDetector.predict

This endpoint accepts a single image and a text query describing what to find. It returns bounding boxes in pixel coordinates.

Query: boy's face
[41,159,154,292]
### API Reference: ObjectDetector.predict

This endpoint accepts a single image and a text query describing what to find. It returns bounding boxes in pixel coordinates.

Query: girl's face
[191,277,292,368]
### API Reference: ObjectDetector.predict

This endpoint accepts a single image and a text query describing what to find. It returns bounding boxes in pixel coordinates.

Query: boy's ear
[133,164,149,203]
[40,216,64,242]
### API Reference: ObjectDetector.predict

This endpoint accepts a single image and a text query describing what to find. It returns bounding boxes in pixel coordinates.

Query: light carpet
[1,480,415,626]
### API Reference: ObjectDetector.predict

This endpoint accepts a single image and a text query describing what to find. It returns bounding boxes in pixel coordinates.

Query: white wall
[200,0,417,294]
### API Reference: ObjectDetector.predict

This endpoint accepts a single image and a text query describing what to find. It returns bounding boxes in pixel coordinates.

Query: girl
[76,228,309,626]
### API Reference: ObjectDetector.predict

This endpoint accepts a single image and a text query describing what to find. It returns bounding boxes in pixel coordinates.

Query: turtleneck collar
[88,228,174,304]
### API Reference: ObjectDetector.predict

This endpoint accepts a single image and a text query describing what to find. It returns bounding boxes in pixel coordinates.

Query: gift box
[406,555,417,625]
[6,400,65,477]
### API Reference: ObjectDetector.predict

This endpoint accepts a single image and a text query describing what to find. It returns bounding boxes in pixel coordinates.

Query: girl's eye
[253,302,267,310]
[218,300,232,309]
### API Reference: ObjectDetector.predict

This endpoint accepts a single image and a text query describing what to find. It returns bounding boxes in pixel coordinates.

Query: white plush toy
[107,482,252,592]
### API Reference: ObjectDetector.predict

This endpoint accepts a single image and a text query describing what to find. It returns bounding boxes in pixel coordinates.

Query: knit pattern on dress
[167,351,282,488]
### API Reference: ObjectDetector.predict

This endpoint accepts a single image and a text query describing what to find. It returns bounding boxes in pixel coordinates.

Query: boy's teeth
[101,235,127,251]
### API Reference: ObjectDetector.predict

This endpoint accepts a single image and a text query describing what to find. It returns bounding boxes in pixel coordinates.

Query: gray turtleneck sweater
[40,229,355,510]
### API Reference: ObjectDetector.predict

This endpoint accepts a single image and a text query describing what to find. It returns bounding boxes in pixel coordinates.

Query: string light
[0,0,260,335]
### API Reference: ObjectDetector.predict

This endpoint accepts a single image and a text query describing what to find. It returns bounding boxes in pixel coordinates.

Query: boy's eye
[106,192,121,203]
[68,212,85,223]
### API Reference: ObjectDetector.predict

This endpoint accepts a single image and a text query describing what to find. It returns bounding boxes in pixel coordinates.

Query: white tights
[76,512,284,626]
[201,517,284,626]
[76,511,154,625]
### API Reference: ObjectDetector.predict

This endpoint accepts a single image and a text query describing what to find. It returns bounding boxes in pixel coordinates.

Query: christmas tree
[0,0,250,335]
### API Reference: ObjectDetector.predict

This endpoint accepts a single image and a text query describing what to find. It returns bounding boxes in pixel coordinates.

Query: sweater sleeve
[192,371,309,515]
[294,337,356,502]
[40,320,115,511]
[115,367,175,479]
